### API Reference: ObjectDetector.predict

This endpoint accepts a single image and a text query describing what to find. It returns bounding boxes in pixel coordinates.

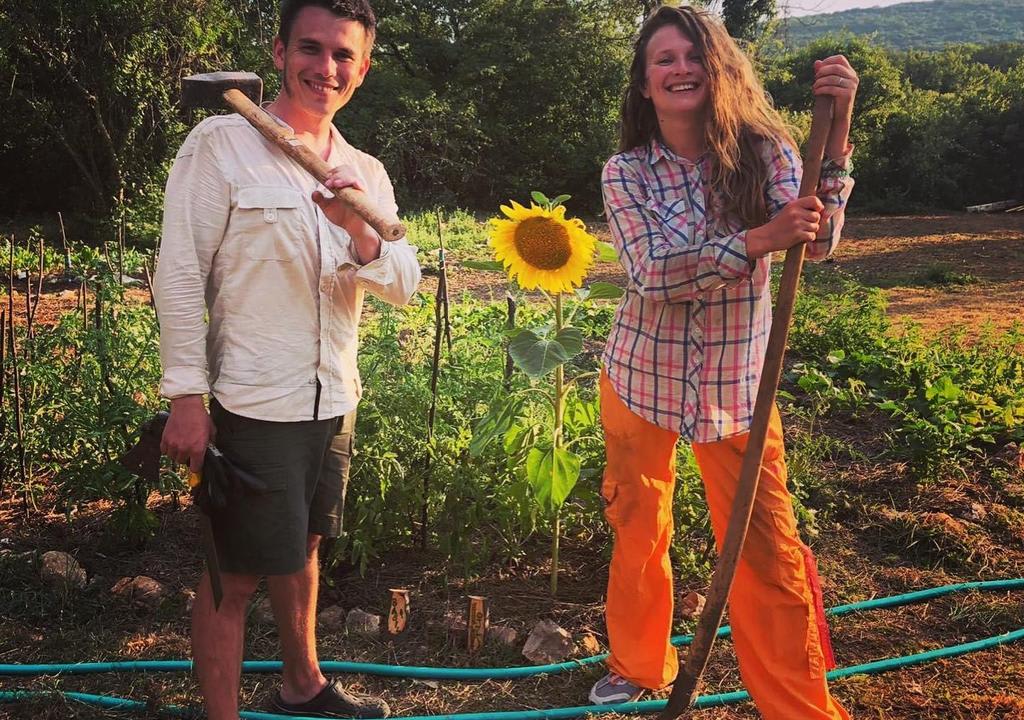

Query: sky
[781,0,936,17]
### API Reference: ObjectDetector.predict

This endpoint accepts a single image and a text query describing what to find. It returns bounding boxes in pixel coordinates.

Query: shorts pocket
[233,185,307,262]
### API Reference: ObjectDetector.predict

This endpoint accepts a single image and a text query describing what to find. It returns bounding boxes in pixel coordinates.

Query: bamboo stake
[80,278,88,330]
[57,211,72,277]
[24,237,43,359]
[0,309,6,496]
[143,252,159,322]
[421,209,449,550]
[503,294,516,391]
[658,95,835,719]
[22,261,31,358]
[8,240,30,513]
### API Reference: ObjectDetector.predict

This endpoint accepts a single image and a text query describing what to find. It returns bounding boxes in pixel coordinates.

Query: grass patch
[865,262,978,289]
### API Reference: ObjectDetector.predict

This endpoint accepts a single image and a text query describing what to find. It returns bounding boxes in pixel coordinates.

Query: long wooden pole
[658,94,834,718]
[221,88,406,242]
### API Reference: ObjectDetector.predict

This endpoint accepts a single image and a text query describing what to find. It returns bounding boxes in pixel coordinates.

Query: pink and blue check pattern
[601,138,854,442]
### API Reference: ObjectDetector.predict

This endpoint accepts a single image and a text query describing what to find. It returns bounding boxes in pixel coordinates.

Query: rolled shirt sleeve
[763,140,854,262]
[349,165,421,306]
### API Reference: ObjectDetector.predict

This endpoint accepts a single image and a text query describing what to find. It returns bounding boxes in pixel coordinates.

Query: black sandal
[269,678,391,718]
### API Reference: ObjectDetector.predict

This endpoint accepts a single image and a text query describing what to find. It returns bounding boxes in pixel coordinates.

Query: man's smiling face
[273,5,371,122]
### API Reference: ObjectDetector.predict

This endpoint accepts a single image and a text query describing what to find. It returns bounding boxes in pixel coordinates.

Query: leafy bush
[1,268,167,543]
[786,267,1024,474]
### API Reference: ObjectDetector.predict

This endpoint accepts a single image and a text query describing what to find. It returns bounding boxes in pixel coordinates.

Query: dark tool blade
[198,511,224,610]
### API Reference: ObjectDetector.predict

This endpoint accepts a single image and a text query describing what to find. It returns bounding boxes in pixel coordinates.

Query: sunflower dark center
[512,217,572,271]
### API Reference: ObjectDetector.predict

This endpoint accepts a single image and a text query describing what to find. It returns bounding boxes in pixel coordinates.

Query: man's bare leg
[192,570,259,720]
[268,533,326,703]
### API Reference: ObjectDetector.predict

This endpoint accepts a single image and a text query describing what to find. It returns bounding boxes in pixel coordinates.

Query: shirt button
[320,280,330,293]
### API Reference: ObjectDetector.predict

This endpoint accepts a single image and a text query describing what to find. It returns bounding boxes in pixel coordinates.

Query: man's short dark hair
[279,0,377,48]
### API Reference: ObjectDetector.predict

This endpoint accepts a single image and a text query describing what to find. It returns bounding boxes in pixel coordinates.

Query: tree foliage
[780,0,1024,51]
[0,0,259,234]
[342,0,636,210]
[722,0,776,42]
[0,0,1022,235]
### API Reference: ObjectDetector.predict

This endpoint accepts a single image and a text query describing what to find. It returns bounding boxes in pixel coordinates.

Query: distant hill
[779,0,1024,50]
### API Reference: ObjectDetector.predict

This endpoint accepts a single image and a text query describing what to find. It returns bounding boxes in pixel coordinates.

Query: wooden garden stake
[503,293,516,390]
[80,278,88,330]
[422,209,451,549]
[57,211,72,277]
[24,236,43,359]
[467,595,489,655]
[659,94,835,719]
[7,239,30,512]
[143,251,159,320]
[0,309,5,495]
[387,588,410,635]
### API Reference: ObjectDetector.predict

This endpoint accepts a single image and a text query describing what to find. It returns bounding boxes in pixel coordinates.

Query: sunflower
[488,201,597,294]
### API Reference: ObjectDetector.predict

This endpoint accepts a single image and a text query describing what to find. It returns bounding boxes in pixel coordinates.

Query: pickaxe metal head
[181,71,263,111]
[118,411,170,484]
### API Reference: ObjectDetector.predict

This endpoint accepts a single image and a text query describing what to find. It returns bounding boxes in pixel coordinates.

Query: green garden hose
[1,578,1021,719]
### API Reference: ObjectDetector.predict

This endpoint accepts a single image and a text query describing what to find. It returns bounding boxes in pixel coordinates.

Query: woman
[593,6,856,719]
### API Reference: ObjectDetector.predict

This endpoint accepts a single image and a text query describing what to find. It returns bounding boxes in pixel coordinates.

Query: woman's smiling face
[641,24,710,122]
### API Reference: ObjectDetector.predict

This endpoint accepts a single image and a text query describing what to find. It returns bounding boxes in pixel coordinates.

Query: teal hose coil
[1,578,1021,719]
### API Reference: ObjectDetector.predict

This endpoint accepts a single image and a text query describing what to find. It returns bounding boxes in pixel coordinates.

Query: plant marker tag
[388,588,410,635]
[467,595,489,655]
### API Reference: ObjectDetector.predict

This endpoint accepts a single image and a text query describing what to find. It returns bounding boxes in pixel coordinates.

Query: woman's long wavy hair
[619,5,798,230]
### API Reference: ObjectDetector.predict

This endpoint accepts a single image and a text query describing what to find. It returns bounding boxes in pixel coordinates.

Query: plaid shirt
[601,138,854,442]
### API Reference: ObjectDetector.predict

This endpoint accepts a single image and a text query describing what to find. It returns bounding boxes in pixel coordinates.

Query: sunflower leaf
[576,282,624,302]
[551,194,571,208]
[531,190,551,207]
[508,328,583,377]
[526,446,581,514]
[462,260,505,273]
[596,241,618,263]
[554,327,584,357]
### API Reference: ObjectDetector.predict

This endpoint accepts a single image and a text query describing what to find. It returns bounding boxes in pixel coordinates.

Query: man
[154,1,419,718]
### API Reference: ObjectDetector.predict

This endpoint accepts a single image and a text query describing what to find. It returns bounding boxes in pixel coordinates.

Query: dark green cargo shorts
[208,398,355,576]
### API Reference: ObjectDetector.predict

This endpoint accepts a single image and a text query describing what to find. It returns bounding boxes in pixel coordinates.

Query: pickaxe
[658,94,835,719]
[181,71,406,242]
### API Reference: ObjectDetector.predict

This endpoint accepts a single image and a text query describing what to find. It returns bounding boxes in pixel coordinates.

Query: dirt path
[831,213,1024,336]
[425,212,1024,337]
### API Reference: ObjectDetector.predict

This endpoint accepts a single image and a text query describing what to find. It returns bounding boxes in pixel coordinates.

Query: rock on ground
[522,619,573,664]
[40,551,87,591]
[346,607,381,636]
[111,576,167,608]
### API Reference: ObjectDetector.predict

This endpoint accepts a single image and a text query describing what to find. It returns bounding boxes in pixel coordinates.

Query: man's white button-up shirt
[154,113,421,421]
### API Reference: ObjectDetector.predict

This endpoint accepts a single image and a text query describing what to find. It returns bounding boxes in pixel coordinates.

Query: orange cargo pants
[600,372,850,720]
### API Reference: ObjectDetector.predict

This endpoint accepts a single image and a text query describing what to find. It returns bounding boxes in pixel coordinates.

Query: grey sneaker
[588,672,645,705]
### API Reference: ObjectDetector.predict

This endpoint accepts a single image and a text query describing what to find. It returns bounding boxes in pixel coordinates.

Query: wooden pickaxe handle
[658,94,835,719]
[222,88,406,242]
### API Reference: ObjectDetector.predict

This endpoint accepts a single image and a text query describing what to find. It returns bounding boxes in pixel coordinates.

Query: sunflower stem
[551,293,565,596]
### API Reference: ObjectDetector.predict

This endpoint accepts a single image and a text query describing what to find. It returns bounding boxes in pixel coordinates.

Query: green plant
[1,261,167,542]
[786,267,1024,478]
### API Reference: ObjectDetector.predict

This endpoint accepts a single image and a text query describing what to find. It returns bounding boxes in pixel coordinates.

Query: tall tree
[723,0,776,40]
[0,0,251,226]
